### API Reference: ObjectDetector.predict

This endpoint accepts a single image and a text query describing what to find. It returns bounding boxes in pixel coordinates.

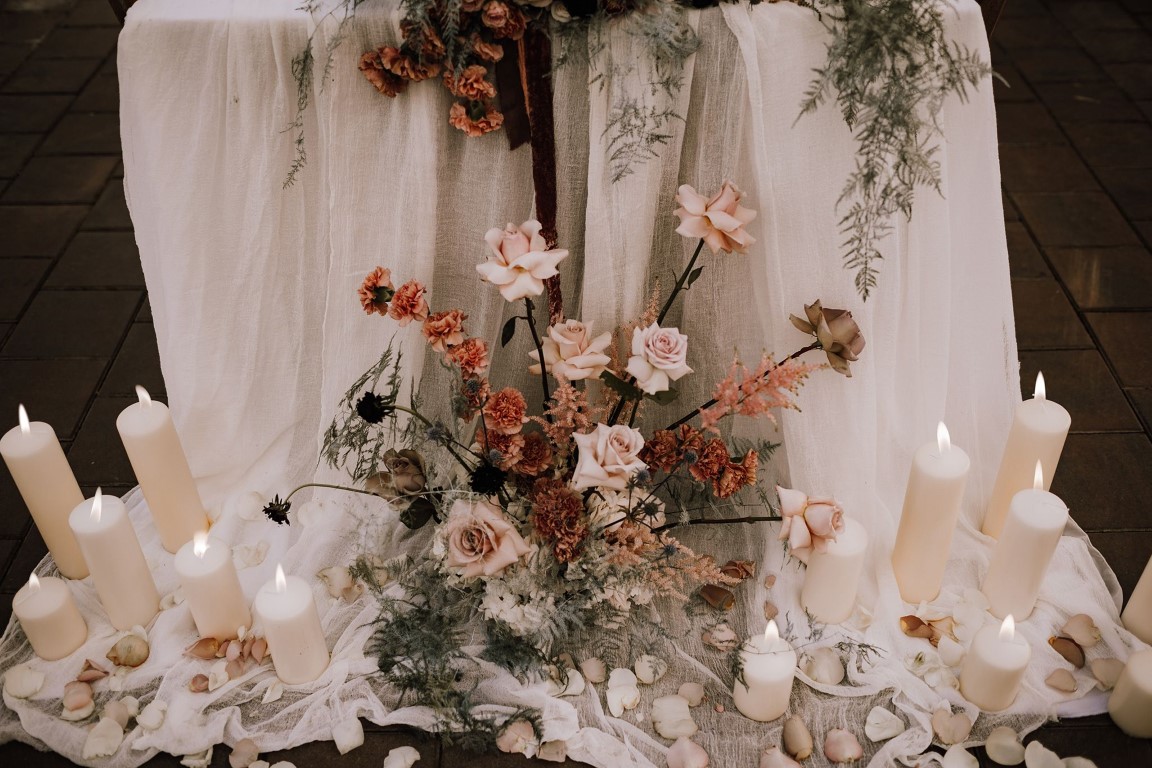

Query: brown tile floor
[0,0,1151,765]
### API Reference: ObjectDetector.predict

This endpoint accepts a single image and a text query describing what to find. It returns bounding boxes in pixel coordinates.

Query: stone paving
[0,0,1150,765]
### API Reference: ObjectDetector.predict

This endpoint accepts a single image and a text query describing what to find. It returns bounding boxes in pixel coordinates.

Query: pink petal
[675,185,707,216]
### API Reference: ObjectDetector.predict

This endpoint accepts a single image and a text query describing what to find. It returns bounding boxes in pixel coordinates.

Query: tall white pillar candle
[174,532,251,640]
[254,565,329,685]
[893,422,971,604]
[116,386,208,553]
[982,463,1068,620]
[1108,649,1152,738]
[1121,552,1152,644]
[984,373,1070,538]
[959,616,1030,712]
[801,517,869,624]
[732,620,797,722]
[0,406,88,579]
[13,574,87,660]
[68,489,160,630]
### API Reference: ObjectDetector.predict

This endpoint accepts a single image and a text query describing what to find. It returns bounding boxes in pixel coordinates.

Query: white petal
[1024,741,1064,768]
[83,717,125,759]
[262,681,284,704]
[864,707,905,742]
[333,716,364,755]
[137,700,167,731]
[943,745,978,768]
[382,746,422,768]
[2,663,44,699]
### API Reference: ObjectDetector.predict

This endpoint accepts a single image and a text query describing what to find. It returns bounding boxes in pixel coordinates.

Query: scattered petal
[1024,741,1063,768]
[719,560,755,581]
[185,637,220,660]
[137,700,167,731]
[823,729,863,763]
[1062,758,1098,768]
[226,640,242,662]
[1061,615,1101,648]
[1090,658,1124,691]
[607,668,638,689]
[106,665,128,692]
[103,699,132,728]
[61,699,95,721]
[233,541,270,569]
[760,746,801,768]
[937,636,965,668]
[678,682,705,707]
[160,589,186,610]
[1045,668,1078,693]
[606,685,640,717]
[269,763,297,768]
[77,658,109,683]
[764,574,777,589]
[3,663,44,698]
[496,719,535,754]
[635,654,668,685]
[333,716,364,755]
[225,658,245,680]
[864,707,905,742]
[783,716,814,760]
[207,660,229,691]
[382,745,421,768]
[666,736,709,768]
[83,717,124,759]
[181,747,214,768]
[651,695,697,739]
[1049,636,1085,668]
[763,601,779,621]
[546,667,585,697]
[943,745,978,768]
[63,680,93,713]
[317,565,364,602]
[261,681,283,704]
[579,657,606,684]
[121,696,139,717]
[229,738,260,768]
[189,674,209,693]
[932,708,973,746]
[251,638,268,664]
[537,740,567,762]
[900,615,935,641]
[802,647,845,685]
[985,726,1025,766]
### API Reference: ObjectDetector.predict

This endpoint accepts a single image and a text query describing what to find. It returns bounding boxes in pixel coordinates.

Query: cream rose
[477,220,568,302]
[776,486,845,564]
[625,323,693,395]
[442,498,531,578]
[673,180,758,254]
[528,319,612,381]
[571,423,647,491]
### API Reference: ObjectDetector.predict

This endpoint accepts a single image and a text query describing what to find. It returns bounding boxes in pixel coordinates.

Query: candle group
[174,532,251,640]
[13,574,87,660]
[732,621,796,722]
[960,616,1030,711]
[801,517,868,624]
[254,565,330,685]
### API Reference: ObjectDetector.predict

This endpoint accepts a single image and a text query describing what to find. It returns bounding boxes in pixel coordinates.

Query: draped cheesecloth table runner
[0,1,1146,767]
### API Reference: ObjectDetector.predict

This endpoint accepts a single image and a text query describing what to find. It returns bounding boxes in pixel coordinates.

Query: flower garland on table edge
[262,180,869,756]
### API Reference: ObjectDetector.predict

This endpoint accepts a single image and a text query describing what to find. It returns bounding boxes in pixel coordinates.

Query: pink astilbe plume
[606,523,737,601]
[533,375,597,461]
[699,355,818,434]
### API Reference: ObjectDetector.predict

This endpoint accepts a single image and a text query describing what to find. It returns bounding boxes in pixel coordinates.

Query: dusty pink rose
[496,719,535,754]
[625,323,692,395]
[476,220,568,302]
[387,280,430,326]
[528,319,612,381]
[571,423,647,491]
[674,180,757,254]
[776,486,845,564]
[442,498,531,578]
[789,299,866,377]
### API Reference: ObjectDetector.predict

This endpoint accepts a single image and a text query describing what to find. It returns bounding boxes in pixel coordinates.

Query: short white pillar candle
[254,564,329,685]
[13,574,87,661]
[801,517,869,624]
[960,616,1030,712]
[982,463,1068,620]
[116,386,208,553]
[984,373,1070,538]
[1121,552,1152,644]
[1108,649,1152,738]
[732,620,797,722]
[174,532,251,640]
[0,406,88,579]
[68,488,160,631]
[893,422,971,604]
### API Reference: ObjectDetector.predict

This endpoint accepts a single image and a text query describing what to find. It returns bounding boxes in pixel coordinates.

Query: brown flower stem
[282,482,381,505]
[663,341,822,430]
[652,514,783,534]
[656,238,706,326]
[523,297,553,417]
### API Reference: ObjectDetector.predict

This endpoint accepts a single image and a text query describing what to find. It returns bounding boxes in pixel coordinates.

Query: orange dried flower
[358,267,395,316]
[444,65,496,100]
[640,429,680,473]
[380,45,442,81]
[387,280,430,326]
[422,309,467,352]
[449,101,504,137]
[471,35,505,63]
[516,431,554,476]
[483,387,528,435]
[400,20,446,61]
[689,438,729,482]
[481,1,526,41]
[479,429,525,470]
[358,50,407,97]
[713,450,758,499]
[531,477,588,563]
[447,337,491,378]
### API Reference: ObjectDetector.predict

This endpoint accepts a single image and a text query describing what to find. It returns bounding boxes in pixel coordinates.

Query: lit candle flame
[1000,614,1016,642]
[193,531,209,558]
[1034,461,1044,490]
[937,422,951,454]
[17,404,29,434]
[91,487,103,523]
[764,619,780,643]
[28,573,40,593]
[275,564,287,593]
[1034,372,1046,401]
[135,385,152,407]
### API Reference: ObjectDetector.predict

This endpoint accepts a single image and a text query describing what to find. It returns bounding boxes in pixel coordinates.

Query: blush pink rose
[625,323,693,395]
[528,319,612,381]
[674,180,757,254]
[442,498,531,578]
[776,486,846,564]
[476,220,568,302]
[571,423,647,491]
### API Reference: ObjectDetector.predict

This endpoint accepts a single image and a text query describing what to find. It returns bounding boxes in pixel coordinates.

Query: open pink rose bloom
[673,180,758,254]
[476,219,568,302]
[443,498,531,578]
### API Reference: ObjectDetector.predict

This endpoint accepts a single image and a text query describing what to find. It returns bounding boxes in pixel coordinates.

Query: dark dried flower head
[356,391,392,424]
[470,462,508,495]
[531,478,588,563]
[789,299,866,377]
[264,495,291,525]
[358,50,407,97]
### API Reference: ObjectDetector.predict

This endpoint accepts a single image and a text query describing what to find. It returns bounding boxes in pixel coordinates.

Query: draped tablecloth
[2,1,1140,767]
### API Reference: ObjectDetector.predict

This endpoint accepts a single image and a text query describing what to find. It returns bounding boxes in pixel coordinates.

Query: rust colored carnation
[689,438,729,482]
[677,424,704,461]
[447,337,491,377]
[483,387,528,435]
[358,50,407,97]
[449,101,504,137]
[380,45,442,81]
[713,451,758,499]
[481,1,527,41]
[400,20,446,61]
[516,430,554,476]
[531,477,588,564]
[480,429,525,470]
[456,376,491,420]
[443,65,496,100]
[640,429,680,473]
[387,280,430,326]
[471,35,505,63]
[358,266,395,316]
[422,309,467,352]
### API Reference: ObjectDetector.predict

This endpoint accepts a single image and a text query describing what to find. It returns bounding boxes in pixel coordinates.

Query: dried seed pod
[189,674,209,693]
[250,638,268,664]
[76,658,109,683]
[900,615,934,640]
[782,715,813,760]
[1049,636,1085,668]
[106,634,150,667]
[216,639,230,659]
[185,637,220,660]
[1045,668,1078,693]
[1061,614,1101,648]
[698,585,735,611]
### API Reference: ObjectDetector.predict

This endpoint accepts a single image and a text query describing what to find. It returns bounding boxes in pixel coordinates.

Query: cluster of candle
[0,390,329,685]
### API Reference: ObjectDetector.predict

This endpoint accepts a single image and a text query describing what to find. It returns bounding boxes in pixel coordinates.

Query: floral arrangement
[264,180,864,748]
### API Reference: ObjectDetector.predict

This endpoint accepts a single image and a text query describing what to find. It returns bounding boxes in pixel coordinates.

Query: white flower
[528,319,612,381]
[477,220,567,302]
[571,423,646,491]
[625,323,692,395]
[905,650,958,691]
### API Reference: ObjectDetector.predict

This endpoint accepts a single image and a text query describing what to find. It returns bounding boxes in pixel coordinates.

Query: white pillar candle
[800,517,868,624]
[984,373,1070,538]
[732,620,797,722]
[959,615,1030,712]
[1108,649,1152,738]
[174,532,251,640]
[13,574,87,660]
[68,488,160,630]
[1120,552,1152,644]
[982,463,1068,620]
[892,422,971,604]
[116,386,208,553]
[0,406,88,579]
[254,564,329,685]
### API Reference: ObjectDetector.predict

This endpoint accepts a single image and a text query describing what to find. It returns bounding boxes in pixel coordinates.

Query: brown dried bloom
[479,429,525,470]
[443,65,496,100]
[456,376,491,421]
[422,309,467,352]
[531,478,588,563]
[481,1,527,40]
[516,430,554,476]
[639,429,680,473]
[483,387,528,435]
[689,438,729,482]
[380,45,442,82]
[400,20,446,61]
[358,50,407,97]
[789,299,866,377]
[713,450,758,499]
[447,337,491,377]
[387,280,430,326]
[471,35,505,63]
[677,424,704,461]
[449,101,504,137]
[358,267,395,316]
